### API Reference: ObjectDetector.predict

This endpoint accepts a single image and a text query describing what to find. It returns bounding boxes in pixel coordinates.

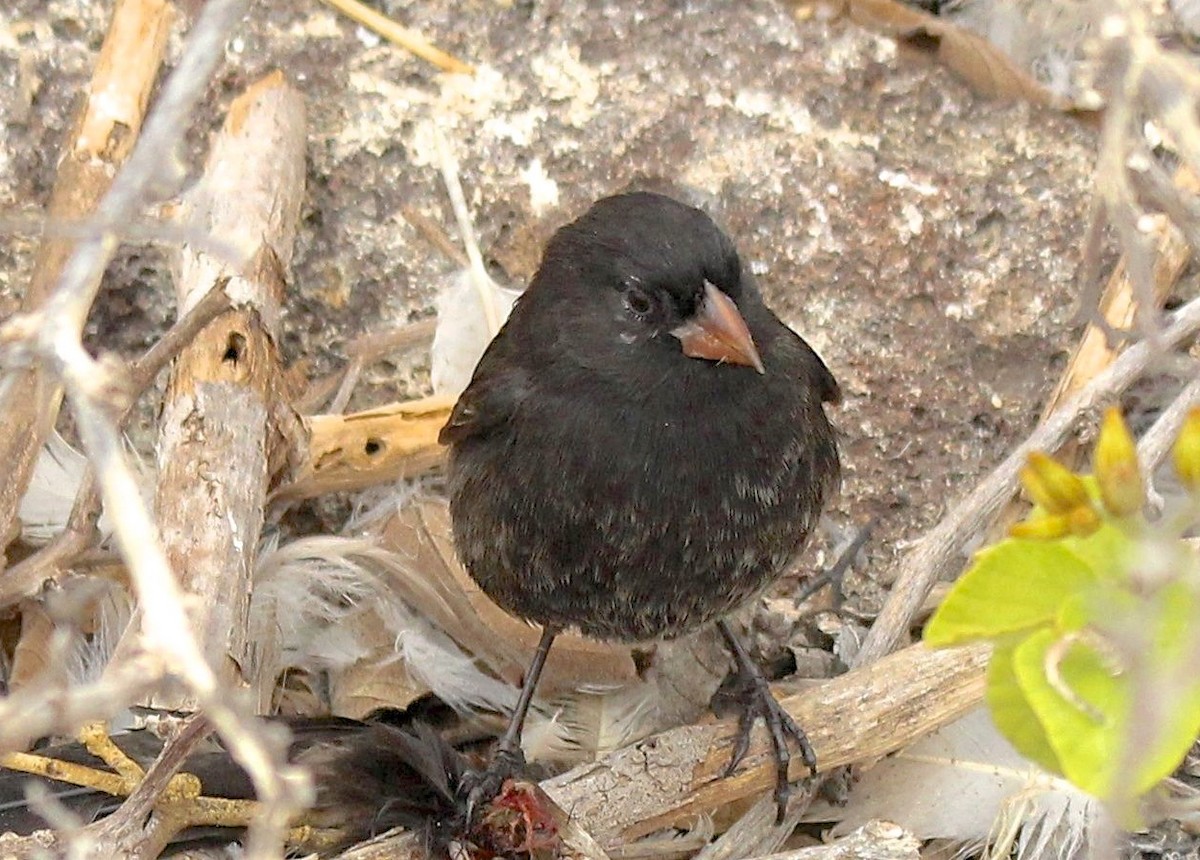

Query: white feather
[251,535,394,686]
[19,433,90,544]
[388,615,518,716]
[808,708,1107,860]
[19,433,146,544]
[250,534,519,717]
[428,122,522,399]
[343,476,429,534]
[524,684,660,763]
[430,267,519,398]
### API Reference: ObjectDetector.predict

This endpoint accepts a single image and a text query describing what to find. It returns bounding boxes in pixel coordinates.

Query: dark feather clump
[0,718,471,856]
[303,722,471,856]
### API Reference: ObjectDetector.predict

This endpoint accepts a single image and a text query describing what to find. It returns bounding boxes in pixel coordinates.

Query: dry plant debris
[0,0,1198,858]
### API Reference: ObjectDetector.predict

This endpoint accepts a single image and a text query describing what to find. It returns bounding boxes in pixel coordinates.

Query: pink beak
[670,281,764,374]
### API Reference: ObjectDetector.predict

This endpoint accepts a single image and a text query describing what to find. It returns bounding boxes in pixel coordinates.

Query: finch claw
[717,620,817,824]
[460,746,527,824]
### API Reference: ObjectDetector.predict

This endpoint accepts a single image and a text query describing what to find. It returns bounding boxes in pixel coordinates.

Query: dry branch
[0,0,172,565]
[7,601,66,691]
[1045,214,1191,415]
[0,286,231,609]
[1139,374,1200,480]
[0,718,333,859]
[1,0,311,855]
[106,71,306,708]
[279,394,454,500]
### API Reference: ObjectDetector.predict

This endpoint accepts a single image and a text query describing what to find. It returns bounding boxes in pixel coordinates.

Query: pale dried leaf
[846,0,1067,107]
[378,498,641,692]
[331,651,426,719]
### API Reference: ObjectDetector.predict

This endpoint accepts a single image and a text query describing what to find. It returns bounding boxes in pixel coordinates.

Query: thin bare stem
[318,0,473,74]
[1139,372,1200,478]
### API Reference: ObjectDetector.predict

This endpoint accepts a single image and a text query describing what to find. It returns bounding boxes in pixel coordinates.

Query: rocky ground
[0,0,1108,617]
[3,0,1174,853]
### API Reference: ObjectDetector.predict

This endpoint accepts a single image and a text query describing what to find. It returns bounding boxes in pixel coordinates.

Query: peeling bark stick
[280,394,454,501]
[110,72,306,706]
[0,0,172,567]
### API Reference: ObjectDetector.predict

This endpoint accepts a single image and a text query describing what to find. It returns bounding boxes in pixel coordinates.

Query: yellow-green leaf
[986,639,1063,776]
[1012,629,1121,796]
[1061,518,1133,584]
[1124,580,1200,797]
[925,539,1097,646]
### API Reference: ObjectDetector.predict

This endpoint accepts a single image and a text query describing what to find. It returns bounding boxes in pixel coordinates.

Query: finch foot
[717,620,817,823]
[459,744,528,824]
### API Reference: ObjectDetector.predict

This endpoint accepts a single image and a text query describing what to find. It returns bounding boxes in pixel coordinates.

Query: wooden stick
[333,641,987,858]
[0,653,162,753]
[0,0,172,567]
[107,72,305,709]
[277,395,454,501]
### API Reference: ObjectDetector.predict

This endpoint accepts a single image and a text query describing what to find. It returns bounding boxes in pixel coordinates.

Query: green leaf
[996,583,1200,808]
[1012,628,1121,796]
[1123,580,1200,797]
[925,539,1097,646]
[1061,517,1133,583]
[986,639,1063,776]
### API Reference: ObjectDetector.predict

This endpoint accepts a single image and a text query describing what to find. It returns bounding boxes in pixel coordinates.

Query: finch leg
[460,625,559,823]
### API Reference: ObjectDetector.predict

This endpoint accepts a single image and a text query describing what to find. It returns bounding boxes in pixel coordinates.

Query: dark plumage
[441,192,841,818]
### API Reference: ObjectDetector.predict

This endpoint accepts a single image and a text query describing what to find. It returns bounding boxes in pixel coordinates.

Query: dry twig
[0,0,172,566]
[855,292,1200,667]
[0,285,232,609]
[319,0,473,74]
[0,1,309,856]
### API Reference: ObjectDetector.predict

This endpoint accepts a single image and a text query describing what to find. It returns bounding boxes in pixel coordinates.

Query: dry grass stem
[319,0,473,74]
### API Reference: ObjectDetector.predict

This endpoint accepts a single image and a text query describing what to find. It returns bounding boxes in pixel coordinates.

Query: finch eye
[623,287,653,317]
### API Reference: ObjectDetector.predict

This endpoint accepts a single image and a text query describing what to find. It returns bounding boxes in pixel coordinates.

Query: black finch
[441,191,841,820]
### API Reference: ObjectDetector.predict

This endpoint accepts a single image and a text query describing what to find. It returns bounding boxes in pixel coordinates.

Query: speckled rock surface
[0,0,1102,634]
